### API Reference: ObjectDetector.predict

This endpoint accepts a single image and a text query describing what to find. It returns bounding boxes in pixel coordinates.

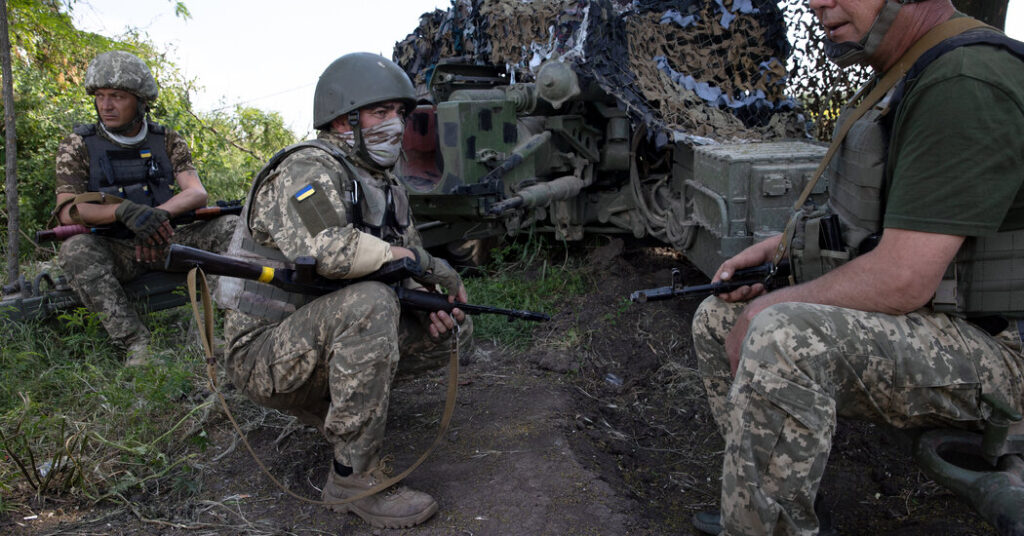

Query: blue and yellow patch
[139,149,152,158]
[295,184,316,202]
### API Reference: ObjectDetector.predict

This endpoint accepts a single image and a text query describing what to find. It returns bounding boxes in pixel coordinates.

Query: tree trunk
[953,0,1008,29]
[1,0,19,285]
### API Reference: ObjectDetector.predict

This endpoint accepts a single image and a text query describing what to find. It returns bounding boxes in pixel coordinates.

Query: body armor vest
[215,140,412,321]
[792,29,1024,318]
[76,122,175,207]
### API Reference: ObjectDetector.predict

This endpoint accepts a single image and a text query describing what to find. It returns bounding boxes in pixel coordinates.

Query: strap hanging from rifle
[770,17,990,272]
[185,266,461,506]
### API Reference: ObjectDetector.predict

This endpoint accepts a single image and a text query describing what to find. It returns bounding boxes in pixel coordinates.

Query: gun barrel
[396,287,550,321]
[630,262,790,303]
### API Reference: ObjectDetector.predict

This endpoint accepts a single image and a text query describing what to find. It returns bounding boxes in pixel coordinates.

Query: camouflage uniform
[693,297,1024,534]
[223,130,473,473]
[692,19,1024,535]
[55,124,238,350]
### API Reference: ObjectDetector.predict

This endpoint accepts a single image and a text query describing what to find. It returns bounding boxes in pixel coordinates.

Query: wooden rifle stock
[165,245,550,322]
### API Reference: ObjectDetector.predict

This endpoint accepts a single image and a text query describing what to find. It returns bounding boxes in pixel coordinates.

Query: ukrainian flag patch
[295,184,316,202]
[139,149,152,158]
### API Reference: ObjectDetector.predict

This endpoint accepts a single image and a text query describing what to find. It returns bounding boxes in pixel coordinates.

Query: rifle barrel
[396,287,550,322]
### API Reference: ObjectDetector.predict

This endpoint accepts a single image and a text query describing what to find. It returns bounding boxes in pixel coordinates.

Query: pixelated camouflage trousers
[224,281,474,473]
[57,215,238,349]
[692,296,1024,536]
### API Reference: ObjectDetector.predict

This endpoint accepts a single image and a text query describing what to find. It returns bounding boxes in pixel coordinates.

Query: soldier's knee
[744,302,831,371]
[58,234,108,273]
[338,281,401,319]
[209,215,239,249]
[749,302,824,337]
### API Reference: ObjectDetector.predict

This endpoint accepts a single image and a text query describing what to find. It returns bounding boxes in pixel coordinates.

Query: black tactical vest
[76,122,175,207]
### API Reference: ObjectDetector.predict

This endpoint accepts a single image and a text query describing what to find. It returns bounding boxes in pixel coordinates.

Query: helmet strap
[824,0,903,68]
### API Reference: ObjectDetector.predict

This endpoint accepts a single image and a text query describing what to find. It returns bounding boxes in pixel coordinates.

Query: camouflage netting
[394,0,870,144]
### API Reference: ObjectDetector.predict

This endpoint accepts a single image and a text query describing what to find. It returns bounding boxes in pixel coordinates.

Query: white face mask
[358,116,405,167]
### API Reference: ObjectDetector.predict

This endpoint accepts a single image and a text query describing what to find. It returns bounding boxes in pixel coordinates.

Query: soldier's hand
[115,200,173,247]
[428,283,467,339]
[135,244,166,264]
[712,235,780,302]
[409,246,464,298]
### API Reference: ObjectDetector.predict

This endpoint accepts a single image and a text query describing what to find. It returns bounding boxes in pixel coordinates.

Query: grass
[463,234,590,349]
[0,306,210,512]
[0,235,585,513]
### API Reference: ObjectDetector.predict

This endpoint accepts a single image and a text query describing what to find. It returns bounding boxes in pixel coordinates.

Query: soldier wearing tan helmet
[213,52,474,529]
[54,50,237,366]
[689,1,1024,534]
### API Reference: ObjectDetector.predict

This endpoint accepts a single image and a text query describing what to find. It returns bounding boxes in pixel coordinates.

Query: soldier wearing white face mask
[215,52,474,529]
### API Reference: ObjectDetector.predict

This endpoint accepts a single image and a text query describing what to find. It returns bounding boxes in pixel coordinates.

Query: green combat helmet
[313,52,416,130]
[84,51,158,134]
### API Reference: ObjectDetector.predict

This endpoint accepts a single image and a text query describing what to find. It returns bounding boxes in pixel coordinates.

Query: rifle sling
[186,267,460,505]
[66,191,125,225]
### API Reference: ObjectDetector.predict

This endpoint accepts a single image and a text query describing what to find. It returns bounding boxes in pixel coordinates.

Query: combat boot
[125,339,152,367]
[321,466,438,528]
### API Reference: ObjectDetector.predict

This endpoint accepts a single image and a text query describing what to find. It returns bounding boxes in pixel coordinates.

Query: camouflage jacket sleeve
[250,148,393,279]
[164,128,197,175]
[54,132,89,196]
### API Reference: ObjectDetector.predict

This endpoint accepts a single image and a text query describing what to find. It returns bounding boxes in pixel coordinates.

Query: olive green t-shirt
[884,42,1024,236]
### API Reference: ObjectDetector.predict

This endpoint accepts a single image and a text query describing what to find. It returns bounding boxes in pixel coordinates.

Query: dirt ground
[2,241,1001,535]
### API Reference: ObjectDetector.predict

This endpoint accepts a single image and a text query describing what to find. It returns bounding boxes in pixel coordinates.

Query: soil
[2,240,1000,535]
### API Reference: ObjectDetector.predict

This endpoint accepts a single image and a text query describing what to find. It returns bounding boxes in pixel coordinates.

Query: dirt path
[3,242,1000,535]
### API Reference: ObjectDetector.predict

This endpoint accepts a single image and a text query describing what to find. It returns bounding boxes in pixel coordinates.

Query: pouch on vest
[789,208,852,283]
[213,226,316,323]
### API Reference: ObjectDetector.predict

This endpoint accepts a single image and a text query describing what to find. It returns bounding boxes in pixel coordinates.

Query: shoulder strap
[890,27,1024,112]
[243,140,359,230]
[771,16,990,269]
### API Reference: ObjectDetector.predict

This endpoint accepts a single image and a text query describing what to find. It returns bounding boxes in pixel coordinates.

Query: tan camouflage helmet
[313,52,415,129]
[84,51,159,102]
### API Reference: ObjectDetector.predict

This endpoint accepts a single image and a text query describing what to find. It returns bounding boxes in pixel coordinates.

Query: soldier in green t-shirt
[689,1,1024,534]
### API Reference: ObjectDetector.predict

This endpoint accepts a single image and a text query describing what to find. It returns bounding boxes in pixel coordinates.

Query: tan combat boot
[321,467,438,528]
[125,339,151,367]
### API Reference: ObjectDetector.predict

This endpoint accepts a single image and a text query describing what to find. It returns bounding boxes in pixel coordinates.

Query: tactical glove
[114,199,171,245]
[409,246,463,296]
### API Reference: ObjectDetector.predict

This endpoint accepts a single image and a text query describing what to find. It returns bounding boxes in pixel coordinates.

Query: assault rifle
[630,261,790,303]
[165,244,551,322]
[35,200,243,243]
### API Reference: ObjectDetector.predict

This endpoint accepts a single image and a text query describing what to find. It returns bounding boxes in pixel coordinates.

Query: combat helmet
[313,52,415,130]
[85,51,159,102]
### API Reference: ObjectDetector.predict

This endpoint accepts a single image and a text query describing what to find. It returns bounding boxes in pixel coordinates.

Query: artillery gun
[393,0,829,276]
[391,1,1024,532]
